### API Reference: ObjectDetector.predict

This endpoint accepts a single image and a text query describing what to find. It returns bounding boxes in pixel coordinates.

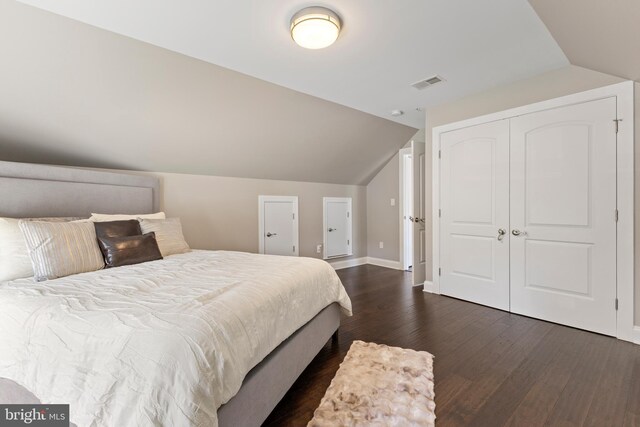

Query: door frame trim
[258,195,299,256]
[398,147,413,271]
[431,81,635,343]
[323,197,353,260]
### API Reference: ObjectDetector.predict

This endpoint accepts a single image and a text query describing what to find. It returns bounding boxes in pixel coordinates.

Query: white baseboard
[634,326,640,345]
[329,257,368,270]
[329,256,406,271]
[423,280,438,293]
[366,257,404,270]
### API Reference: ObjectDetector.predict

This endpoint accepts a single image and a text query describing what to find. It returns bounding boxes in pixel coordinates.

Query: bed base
[218,303,340,427]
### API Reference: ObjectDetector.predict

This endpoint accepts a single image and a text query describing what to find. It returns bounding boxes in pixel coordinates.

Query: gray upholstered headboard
[0,160,160,218]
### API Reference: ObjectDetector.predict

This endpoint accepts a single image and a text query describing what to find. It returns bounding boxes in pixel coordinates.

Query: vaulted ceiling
[14,0,567,128]
[0,0,569,185]
[529,0,640,81]
[0,0,416,185]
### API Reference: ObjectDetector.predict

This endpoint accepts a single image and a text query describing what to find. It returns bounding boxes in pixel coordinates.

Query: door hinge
[615,298,619,310]
[614,118,622,133]
[438,209,441,218]
[292,213,295,220]
[615,209,619,222]
[438,150,441,159]
[438,267,441,276]
[347,240,350,245]
[293,245,296,252]
[347,212,350,218]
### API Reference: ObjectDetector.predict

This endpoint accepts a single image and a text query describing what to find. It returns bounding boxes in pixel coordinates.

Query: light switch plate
[316,244,322,254]
[379,241,384,249]
[390,198,396,206]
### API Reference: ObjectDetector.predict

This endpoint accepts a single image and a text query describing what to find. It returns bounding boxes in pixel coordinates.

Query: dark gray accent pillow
[94,220,142,240]
[97,232,162,268]
[94,220,142,262]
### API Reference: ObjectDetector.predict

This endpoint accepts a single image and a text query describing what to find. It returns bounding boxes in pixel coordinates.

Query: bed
[0,160,352,426]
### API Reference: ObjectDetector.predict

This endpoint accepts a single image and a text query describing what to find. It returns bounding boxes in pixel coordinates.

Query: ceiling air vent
[411,75,444,90]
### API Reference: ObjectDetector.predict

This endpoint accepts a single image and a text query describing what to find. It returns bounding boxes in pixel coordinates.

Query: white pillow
[19,220,105,281]
[0,218,34,282]
[90,212,166,222]
[138,218,190,257]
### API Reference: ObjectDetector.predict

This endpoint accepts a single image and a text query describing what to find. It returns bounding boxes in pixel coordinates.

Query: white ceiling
[16,0,568,128]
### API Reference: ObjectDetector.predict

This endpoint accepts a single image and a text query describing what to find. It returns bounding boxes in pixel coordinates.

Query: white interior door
[259,196,298,256]
[510,98,617,336]
[412,141,426,285]
[440,120,510,310]
[324,197,352,258]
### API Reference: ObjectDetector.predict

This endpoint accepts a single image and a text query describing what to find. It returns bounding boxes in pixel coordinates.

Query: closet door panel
[440,120,510,310]
[509,97,617,336]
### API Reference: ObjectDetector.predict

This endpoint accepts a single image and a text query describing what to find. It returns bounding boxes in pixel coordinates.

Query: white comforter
[0,250,352,426]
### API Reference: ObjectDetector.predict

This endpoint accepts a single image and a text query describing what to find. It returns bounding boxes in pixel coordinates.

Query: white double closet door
[440,98,617,336]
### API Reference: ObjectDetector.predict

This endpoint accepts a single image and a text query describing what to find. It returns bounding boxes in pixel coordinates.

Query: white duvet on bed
[0,250,352,427]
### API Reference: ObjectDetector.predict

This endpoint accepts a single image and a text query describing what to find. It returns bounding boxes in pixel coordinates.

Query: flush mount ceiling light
[290,7,341,49]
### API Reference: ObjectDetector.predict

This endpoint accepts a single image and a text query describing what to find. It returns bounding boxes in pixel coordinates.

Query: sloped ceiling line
[0,0,416,185]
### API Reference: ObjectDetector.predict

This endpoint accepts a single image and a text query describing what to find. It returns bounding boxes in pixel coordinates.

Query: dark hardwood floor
[263,264,640,427]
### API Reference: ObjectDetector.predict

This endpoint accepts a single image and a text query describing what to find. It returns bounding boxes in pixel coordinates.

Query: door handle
[511,229,527,236]
[415,217,425,223]
[328,228,337,232]
[266,232,277,237]
[497,228,506,241]
[408,216,414,222]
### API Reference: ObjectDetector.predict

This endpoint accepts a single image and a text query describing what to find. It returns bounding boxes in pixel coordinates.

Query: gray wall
[529,0,640,81]
[130,171,368,264]
[366,153,400,261]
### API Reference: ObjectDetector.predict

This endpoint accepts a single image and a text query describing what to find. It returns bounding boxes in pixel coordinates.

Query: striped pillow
[0,217,90,282]
[19,220,105,281]
[138,218,190,257]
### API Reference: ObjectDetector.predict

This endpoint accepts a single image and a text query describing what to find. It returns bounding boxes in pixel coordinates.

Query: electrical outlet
[390,198,396,206]
[316,244,322,254]
[379,241,384,249]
